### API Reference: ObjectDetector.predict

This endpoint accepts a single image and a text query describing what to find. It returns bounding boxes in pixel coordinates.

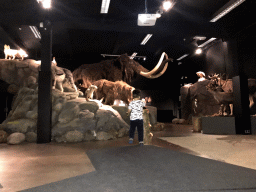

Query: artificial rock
[7,132,26,145]
[0,59,155,144]
[0,130,8,143]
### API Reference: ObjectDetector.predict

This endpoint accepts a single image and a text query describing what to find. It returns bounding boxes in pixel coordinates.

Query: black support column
[37,21,52,143]
[232,75,251,134]
[228,40,251,134]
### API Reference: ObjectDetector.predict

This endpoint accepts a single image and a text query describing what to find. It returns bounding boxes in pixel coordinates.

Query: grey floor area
[21,145,256,192]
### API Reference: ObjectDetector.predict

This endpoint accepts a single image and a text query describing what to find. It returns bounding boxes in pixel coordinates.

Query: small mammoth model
[92,79,135,105]
[4,44,28,60]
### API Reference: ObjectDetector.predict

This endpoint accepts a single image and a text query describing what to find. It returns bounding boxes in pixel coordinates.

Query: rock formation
[0,59,156,144]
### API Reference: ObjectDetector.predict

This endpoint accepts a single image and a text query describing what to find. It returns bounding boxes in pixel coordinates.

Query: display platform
[202,116,236,135]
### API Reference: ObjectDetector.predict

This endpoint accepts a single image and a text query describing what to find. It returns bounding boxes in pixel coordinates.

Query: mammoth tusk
[147,60,169,78]
[140,52,168,77]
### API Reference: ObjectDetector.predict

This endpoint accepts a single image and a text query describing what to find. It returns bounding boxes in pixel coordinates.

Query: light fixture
[29,26,41,39]
[195,48,202,55]
[210,0,246,22]
[177,54,189,61]
[198,38,217,48]
[141,34,153,45]
[156,10,162,18]
[37,0,51,9]
[130,52,138,59]
[101,54,146,60]
[101,0,111,14]
[163,1,172,11]
[163,0,176,11]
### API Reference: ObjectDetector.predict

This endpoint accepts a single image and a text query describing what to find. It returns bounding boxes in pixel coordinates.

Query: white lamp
[37,0,51,9]
[195,48,202,55]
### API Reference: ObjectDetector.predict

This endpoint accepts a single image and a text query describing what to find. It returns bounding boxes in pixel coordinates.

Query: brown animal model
[206,83,233,116]
[72,52,172,89]
[93,79,135,105]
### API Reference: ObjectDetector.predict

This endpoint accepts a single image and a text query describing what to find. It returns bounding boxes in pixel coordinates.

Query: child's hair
[132,89,141,99]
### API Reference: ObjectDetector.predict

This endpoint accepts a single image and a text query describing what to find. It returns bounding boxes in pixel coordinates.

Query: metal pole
[37,21,52,143]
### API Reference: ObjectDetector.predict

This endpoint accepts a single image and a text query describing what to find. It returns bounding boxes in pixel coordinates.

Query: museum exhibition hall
[0,0,256,191]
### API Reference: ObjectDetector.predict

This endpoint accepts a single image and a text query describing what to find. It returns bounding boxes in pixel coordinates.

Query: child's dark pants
[129,119,144,142]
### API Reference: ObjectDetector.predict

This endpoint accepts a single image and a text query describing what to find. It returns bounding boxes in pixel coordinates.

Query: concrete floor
[0,123,255,192]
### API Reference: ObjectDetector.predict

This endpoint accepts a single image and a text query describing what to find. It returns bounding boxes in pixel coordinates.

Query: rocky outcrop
[0,59,155,144]
[7,132,25,144]
[0,130,8,143]
[0,86,131,144]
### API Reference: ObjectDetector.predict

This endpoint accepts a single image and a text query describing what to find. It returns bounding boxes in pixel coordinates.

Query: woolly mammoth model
[93,79,135,105]
[72,52,172,89]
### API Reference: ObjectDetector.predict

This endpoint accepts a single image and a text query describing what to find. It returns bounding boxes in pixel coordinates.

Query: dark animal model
[72,52,172,89]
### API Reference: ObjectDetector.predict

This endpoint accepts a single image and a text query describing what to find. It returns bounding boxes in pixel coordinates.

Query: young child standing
[127,89,146,146]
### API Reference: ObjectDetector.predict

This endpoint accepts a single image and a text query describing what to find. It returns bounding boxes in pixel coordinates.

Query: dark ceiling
[0,0,255,71]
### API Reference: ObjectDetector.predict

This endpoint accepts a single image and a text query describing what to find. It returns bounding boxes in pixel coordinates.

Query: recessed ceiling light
[101,0,111,14]
[177,54,189,61]
[141,34,153,45]
[198,38,217,48]
[195,48,202,55]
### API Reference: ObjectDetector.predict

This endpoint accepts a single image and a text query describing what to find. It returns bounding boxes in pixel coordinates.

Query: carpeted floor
[160,133,256,170]
[21,145,256,192]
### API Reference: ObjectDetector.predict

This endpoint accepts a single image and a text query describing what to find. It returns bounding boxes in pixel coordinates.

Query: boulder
[172,118,186,124]
[7,132,25,144]
[95,108,129,132]
[0,130,8,143]
[3,119,36,133]
[112,106,129,124]
[96,131,113,140]
[152,122,165,131]
[52,118,97,137]
[25,132,37,142]
[65,130,84,142]
[117,127,129,138]
[58,102,80,124]
[78,101,100,114]
[84,130,96,141]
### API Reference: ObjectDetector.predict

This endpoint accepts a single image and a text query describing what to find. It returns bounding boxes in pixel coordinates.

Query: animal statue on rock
[92,79,135,105]
[51,58,77,92]
[85,85,98,101]
[4,45,28,60]
[72,52,172,89]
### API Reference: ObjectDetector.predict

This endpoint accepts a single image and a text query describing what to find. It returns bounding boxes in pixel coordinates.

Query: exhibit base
[201,116,236,135]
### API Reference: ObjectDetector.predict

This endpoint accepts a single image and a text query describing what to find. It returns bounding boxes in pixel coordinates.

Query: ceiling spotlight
[37,0,51,9]
[195,48,202,55]
[163,1,173,11]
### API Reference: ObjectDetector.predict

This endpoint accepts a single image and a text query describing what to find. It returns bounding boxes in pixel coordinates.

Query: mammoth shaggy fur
[93,79,135,105]
[72,54,139,89]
